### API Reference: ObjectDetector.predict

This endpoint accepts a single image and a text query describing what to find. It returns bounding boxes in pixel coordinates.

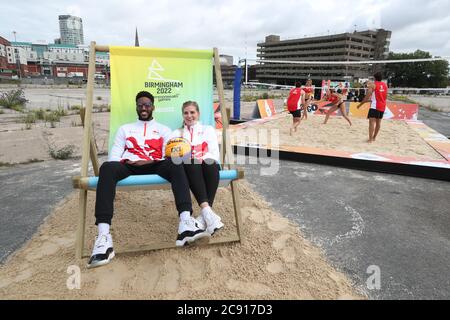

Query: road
[242,157,450,299]
[0,160,81,262]
[418,106,450,138]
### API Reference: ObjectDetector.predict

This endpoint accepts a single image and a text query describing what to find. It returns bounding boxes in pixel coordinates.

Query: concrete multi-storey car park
[256,29,391,84]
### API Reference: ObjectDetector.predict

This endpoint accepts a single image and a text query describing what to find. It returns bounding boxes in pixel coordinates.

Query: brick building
[0,36,11,75]
[0,36,29,78]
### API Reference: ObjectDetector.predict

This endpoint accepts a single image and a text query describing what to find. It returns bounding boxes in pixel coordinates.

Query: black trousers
[183,160,220,208]
[95,160,192,225]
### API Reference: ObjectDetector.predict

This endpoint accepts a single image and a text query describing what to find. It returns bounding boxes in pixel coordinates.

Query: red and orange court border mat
[226,112,450,181]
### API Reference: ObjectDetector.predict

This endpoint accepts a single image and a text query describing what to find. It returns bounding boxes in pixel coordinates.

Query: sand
[0,180,364,300]
[230,112,444,160]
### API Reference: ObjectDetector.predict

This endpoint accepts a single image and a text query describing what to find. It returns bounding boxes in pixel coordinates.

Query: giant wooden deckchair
[72,42,244,259]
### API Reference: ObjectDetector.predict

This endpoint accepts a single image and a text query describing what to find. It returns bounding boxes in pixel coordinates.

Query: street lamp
[12,31,21,79]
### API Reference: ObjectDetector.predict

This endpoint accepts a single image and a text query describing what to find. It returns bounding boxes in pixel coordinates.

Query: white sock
[180,211,191,221]
[98,223,110,235]
[201,206,213,216]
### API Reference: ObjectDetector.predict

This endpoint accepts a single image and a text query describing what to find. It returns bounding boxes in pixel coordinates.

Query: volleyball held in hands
[165,137,192,162]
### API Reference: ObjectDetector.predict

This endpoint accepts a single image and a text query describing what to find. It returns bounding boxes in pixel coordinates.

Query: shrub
[67,105,81,115]
[54,106,68,117]
[22,112,36,129]
[0,89,28,112]
[0,161,13,167]
[93,104,111,113]
[33,108,46,120]
[49,144,76,160]
[27,158,42,164]
[241,93,277,101]
[241,95,258,102]
[44,111,61,128]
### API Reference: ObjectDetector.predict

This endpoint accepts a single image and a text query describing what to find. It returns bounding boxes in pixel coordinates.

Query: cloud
[381,0,450,31]
[0,0,449,62]
[66,5,82,17]
[390,15,450,56]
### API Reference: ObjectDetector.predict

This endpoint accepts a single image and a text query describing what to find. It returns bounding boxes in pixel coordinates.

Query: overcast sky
[1,0,450,64]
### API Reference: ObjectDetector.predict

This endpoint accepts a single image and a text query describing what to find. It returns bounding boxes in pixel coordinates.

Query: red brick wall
[0,36,11,71]
[0,36,11,46]
[27,63,41,74]
[0,57,8,69]
[53,64,89,77]
[52,64,104,77]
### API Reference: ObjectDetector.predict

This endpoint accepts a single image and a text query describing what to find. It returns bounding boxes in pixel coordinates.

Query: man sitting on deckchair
[88,90,210,268]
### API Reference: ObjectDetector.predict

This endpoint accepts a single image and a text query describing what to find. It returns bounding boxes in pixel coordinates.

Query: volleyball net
[232,56,450,120]
[238,57,450,97]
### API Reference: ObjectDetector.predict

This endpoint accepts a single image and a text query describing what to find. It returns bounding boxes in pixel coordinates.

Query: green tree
[385,50,449,88]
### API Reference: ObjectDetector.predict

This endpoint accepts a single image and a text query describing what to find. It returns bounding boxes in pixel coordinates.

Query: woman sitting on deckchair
[170,101,224,235]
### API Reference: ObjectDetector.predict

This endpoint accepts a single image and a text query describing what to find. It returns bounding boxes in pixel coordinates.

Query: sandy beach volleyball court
[230,112,444,161]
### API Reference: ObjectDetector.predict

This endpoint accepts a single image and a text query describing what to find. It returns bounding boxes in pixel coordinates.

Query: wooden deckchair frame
[73,42,243,259]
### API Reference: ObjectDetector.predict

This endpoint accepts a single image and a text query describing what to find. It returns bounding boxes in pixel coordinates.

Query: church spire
[135,27,140,47]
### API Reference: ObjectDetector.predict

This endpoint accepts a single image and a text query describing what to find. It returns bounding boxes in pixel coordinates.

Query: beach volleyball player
[318,86,352,126]
[357,72,388,143]
[286,81,306,135]
[302,79,314,120]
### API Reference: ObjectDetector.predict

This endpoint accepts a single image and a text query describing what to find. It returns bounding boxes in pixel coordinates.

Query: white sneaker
[195,214,206,230]
[176,216,210,247]
[202,209,224,235]
[87,233,115,269]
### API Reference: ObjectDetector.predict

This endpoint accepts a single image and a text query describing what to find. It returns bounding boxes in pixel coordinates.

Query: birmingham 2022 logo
[144,59,184,96]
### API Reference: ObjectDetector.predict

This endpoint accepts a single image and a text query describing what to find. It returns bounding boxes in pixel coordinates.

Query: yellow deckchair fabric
[73,43,243,259]
[109,46,214,151]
